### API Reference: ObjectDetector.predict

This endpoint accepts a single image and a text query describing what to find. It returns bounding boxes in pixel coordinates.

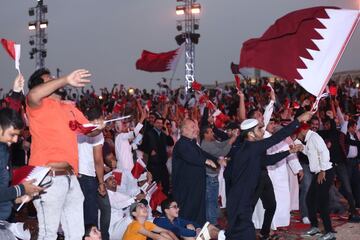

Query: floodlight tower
[28,0,48,69]
[175,0,201,92]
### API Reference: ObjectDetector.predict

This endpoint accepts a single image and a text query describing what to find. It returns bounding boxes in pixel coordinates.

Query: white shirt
[78,133,104,177]
[347,133,358,158]
[115,123,143,171]
[116,169,141,197]
[107,189,135,226]
[263,100,275,130]
[301,130,332,173]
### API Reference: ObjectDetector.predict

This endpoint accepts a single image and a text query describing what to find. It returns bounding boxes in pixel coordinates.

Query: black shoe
[349,214,360,223]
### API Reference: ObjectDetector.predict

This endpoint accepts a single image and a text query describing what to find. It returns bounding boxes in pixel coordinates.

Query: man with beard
[224,112,312,240]
[26,68,103,240]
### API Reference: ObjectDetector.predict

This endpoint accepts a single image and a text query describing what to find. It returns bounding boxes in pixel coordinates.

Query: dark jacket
[345,132,360,161]
[144,128,174,166]
[318,119,347,164]
[0,143,25,220]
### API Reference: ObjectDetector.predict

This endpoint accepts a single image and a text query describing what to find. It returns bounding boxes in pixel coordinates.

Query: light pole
[28,0,48,69]
[175,0,201,93]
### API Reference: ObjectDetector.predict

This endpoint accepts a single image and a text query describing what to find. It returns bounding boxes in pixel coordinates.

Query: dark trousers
[306,168,335,233]
[78,174,99,226]
[98,193,111,240]
[334,162,357,214]
[225,208,256,240]
[347,158,360,207]
[252,170,276,237]
[148,164,170,195]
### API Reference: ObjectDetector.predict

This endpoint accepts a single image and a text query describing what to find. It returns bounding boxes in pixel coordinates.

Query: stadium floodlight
[176,6,185,15]
[191,3,201,14]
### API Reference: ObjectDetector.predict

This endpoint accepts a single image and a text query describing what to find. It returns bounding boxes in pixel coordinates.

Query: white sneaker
[302,217,311,224]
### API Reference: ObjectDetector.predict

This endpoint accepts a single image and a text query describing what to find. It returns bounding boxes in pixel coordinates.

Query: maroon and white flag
[239,6,359,97]
[131,158,147,179]
[1,38,21,72]
[136,46,183,72]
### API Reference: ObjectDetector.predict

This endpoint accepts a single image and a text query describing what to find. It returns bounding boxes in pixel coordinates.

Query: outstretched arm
[27,69,91,108]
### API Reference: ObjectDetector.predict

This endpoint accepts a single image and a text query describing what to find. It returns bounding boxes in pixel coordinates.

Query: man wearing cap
[104,172,136,240]
[294,124,335,240]
[224,111,312,240]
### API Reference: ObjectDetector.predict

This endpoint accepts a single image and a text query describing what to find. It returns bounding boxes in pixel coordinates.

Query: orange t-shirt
[26,97,88,174]
[122,220,157,240]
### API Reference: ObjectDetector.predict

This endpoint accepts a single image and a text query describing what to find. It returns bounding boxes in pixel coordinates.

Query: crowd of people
[0,68,360,240]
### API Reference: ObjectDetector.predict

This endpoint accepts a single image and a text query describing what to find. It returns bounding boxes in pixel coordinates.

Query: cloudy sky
[0,0,359,92]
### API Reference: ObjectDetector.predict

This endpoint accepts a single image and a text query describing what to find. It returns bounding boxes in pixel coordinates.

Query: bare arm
[93,144,106,196]
[237,90,246,122]
[151,226,179,240]
[27,69,91,108]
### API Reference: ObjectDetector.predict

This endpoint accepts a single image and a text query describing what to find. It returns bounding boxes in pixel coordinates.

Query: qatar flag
[131,158,147,179]
[149,183,167,210]
[239,7,359,97]
[136,46,183,72]
[1,38,21,71]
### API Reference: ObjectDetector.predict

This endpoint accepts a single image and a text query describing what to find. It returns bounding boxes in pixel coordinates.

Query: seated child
[122,201,179,240]
[154,198,226,240]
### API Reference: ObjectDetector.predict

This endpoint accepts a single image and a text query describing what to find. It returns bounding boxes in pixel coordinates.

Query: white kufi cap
[240,119,259,130]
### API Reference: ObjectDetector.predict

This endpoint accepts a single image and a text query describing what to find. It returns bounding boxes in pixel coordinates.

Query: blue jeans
[78,174,99,226]
[299,163,312,218]
[98,194,111,240]
[206,175,219,225]
[334,162,357,214]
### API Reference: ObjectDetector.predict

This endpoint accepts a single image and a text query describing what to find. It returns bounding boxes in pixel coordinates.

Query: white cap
[240,119,259,130]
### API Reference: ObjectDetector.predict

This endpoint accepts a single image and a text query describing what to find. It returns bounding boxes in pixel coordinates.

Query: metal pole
[29,0,48,69]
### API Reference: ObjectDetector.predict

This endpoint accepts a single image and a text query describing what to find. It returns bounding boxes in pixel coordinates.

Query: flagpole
[169,44,184,90]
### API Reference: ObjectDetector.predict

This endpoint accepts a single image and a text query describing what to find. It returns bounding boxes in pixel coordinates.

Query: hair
[84,105,102,121]
[348,119,357,129]
[154,116,164,123]
[310,116,319,122]
[199,125,211,143]
[28,68,51,89]
[247,108,262,119]
[160,198,175,214]
[82,224,97,239]
[0,108,24,131]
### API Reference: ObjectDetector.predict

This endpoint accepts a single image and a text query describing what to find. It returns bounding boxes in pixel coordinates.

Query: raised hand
[13,73,25,92]
[296,111,313,123]
[289,144,304,154]
[65,69,91,88]
[205,159,217,169]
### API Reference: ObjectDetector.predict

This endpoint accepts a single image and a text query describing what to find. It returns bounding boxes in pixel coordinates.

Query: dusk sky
[0,0,359,92]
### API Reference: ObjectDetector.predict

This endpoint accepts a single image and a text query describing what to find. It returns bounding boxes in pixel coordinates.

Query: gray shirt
[201,139,231,177]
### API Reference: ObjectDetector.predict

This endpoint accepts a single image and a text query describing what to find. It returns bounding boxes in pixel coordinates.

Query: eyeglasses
[169,205,179,209]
